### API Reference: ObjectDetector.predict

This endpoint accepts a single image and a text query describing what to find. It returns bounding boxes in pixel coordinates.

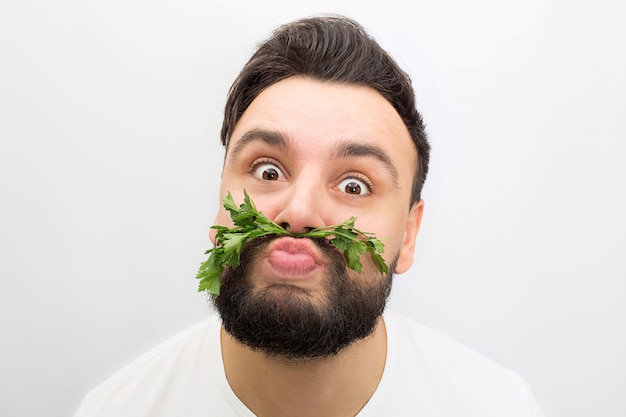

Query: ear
[394,200,424,274]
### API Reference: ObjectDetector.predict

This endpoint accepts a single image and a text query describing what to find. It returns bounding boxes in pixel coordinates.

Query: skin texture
[212,76,424,417]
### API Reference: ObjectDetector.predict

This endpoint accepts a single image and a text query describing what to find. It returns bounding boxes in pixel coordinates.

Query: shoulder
[73,314,224,417]
[384,309,519,379]
[376,310,544,417]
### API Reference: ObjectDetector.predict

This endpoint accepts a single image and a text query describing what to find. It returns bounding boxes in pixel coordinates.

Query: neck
[220,318,387,417]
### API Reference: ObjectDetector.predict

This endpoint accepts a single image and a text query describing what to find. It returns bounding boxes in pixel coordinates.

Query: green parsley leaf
[196,190,388,295]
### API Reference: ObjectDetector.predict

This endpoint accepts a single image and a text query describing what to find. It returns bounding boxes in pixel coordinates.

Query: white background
[1,1,624,416]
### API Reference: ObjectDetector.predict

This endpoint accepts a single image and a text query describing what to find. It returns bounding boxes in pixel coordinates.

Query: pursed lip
[264,236,326,279]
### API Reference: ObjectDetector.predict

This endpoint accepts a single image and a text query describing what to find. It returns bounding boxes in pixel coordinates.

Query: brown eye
[339,178,369,196]
[263,168,279,180]
[345,182,361,194]
[253,163,285,181]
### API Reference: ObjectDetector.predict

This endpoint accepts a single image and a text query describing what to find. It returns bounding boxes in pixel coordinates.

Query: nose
[272,180,327,234]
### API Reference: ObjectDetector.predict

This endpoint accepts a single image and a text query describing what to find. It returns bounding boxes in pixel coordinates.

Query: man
[74,16,545,417]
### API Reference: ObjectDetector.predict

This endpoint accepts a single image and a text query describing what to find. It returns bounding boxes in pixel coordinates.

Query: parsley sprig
[196,190,388,295]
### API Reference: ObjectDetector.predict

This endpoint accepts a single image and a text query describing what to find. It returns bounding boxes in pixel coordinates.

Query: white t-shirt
[73,310,545,417]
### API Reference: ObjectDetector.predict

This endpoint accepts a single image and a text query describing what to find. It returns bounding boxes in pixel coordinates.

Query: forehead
[228,77,416,173]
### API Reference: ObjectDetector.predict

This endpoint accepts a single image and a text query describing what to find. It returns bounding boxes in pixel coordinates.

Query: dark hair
[221,15,430,204]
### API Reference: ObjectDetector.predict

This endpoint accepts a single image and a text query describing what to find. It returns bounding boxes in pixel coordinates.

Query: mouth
[265,236,326,279]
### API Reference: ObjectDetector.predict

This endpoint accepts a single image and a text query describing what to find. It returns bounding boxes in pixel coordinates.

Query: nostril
[279,222,314,234]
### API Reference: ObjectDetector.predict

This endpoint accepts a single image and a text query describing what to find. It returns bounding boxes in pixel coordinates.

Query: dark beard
[212,235,395,360]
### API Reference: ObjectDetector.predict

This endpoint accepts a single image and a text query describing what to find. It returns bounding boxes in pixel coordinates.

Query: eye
[338,177,371,196]
[252,162,285,181]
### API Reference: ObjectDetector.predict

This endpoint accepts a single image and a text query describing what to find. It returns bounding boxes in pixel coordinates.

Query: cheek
[366,213,407,242]
[376,220,410,263]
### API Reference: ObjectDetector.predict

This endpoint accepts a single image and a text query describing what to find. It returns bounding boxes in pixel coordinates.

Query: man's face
[212,76,423,358]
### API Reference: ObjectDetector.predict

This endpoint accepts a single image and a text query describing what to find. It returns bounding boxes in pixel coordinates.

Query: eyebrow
[332,141,400,188]
[227,129,289,162]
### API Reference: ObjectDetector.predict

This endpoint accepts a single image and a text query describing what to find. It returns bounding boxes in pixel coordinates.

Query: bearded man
[74,15,545,417]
